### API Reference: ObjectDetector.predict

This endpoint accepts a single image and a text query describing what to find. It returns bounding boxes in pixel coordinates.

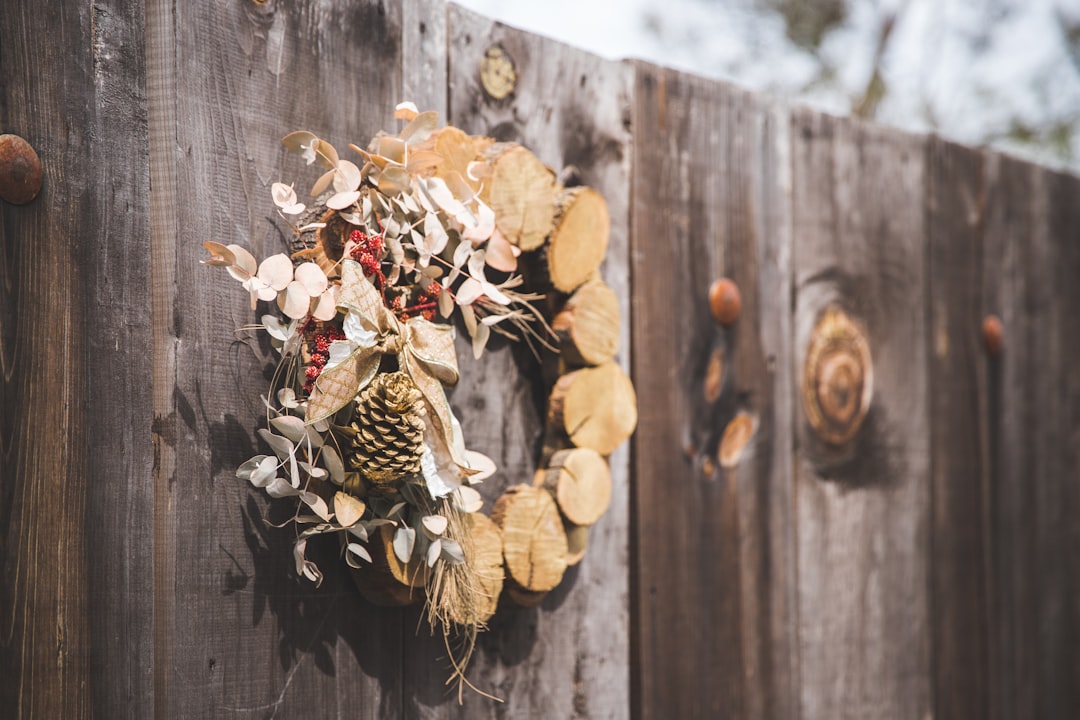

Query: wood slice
[481,144,556,251]
[552,279,621,366]
[490,484,568,592]
[505,580,549,608]
[548,362,638,456]
[548,187,610,293]
[379,524,430,590]
[542,447,613,526]
[344,532,422,607]
[565,523,589,566]
[456,512,504,624]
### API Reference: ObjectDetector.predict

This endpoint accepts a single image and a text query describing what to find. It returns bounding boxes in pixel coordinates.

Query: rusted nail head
[480,46,517,100]
[982,315,1003,356]
[0,134,42,205]
[708,278,741,326]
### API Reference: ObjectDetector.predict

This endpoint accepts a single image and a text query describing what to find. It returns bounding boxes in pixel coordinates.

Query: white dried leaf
[452,485,484,513]
[311,289,337,322]
[393,526,416,563]
[438,285,454,318]
[257,428,293,459]
[299,491,332,521]
[421,514,448,538]
[345,543,373,568]
[423,212,449,257]
[455,278,483,306]
[270,415,307,443]
[310,168,336,197]
[257,254,294,291]
[348,524,369,542]
[294,262,328,296]
[463,451,496,483]
[440,538,465,565]
[484,229,518,272]
[426,538,442,568]
[334,160,362,193]
[277,388,299,408]
[265,477,298,498]
[279,281,311,320]
[326,190,361,210]
[399,111,438,144]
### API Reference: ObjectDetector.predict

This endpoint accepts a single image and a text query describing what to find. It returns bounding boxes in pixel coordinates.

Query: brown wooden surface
[790,108,931,720]
[631,64,797,720]
[4,0,1080,716]
[147,1,408,717]
[0,0,154,717]
[981,152,1080,719]
[412,7,633,717]
[926,136,993,720]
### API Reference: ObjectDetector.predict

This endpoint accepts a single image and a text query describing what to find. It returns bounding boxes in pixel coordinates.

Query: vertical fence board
[791,109,931,720]
[0,0,153,718]
[983,153,1080,719]
[413,6,633,717]
[147,1,410,716]
[926,137,992,720]
[631,66,797,720]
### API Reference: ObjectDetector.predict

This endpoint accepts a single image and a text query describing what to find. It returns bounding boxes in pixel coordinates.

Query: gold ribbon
[306,260,465,468]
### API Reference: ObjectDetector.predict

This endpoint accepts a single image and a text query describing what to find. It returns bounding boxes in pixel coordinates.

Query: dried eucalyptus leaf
[321,446,345,484]
[265,477,298,498]
[249,456,279,487]
[472,322,490,359]
[347,524,369,542]
[452,485,484,513]
[270,415,307,443]
[440,538,465,565]
[393,526,416,564]
[421,514,448,538]
[378,166,412,196]
[426,538,442,568]
[334,491,366,527]
[236,455,269,481]
[299,462,328,480]
[257,428,294,460]
[345,542,373,568]
[299,491,332,521]
[400,111,438,145]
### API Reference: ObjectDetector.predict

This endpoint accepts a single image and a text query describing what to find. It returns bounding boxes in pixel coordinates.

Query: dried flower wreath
[204,103,637,697]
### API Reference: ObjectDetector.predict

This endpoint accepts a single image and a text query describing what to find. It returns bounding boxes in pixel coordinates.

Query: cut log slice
[455,512,505,624]
[549,362,638,456]
[564,523,589,566]
[505,580,548,608]
[548,187,610,293]
[380,524,431,590]
[344,531,422,607]
[490,484,568,592]
[482,144,556,251]
[552,279,621,366]
[542,447,612,526]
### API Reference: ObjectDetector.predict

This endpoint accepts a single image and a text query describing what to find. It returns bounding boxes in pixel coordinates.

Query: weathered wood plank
[926,136,993,720]
[982,152,1080,719]
[399,6,634,717]
[790,109,931,720]
[0,0,154,718]
[147,1,409,716]
[631,66,797,719]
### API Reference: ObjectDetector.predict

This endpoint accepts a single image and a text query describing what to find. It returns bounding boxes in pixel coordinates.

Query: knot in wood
[480,46,517,100]
[803,307,873,445]
[0,134,42,205]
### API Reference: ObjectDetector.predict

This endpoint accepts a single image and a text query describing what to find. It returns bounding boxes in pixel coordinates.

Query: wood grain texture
[0,0,154,718]
[791,108,931,720]
[926,136,992,720]
[631,65,797,720]
[982,151,1080,719]
[147,1,408,717]
[402,6,634,718]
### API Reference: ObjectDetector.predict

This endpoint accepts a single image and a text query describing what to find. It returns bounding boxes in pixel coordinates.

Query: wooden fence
[2,0,1078,717]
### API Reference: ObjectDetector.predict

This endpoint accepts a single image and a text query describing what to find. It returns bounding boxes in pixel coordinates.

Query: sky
[456,0,1080,172]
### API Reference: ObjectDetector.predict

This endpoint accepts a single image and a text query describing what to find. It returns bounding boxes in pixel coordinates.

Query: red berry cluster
[400,283,441,322]
[303,325,346,393]
[348,230,385,276]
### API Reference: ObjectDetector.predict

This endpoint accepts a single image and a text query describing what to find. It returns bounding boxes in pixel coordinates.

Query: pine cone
[347,372,426,486]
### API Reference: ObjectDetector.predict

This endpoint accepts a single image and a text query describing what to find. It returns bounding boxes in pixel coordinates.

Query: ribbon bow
[305,260,466,468]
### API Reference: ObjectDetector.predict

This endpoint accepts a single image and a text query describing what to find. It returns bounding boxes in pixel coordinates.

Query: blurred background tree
[459,0,1080,172]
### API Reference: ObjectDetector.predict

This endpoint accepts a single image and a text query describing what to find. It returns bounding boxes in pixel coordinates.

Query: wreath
[203,103,637,695]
